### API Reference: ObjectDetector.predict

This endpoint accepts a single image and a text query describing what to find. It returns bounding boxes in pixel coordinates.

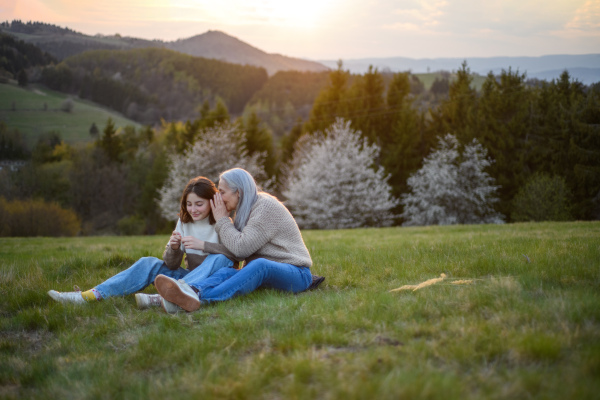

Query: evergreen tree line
[296,62,600,221]
[0,20,161,60]
[0,33,56,84]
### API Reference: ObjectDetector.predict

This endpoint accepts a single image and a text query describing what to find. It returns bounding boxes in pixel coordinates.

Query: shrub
[0,197,80,237]
[511,173,573,222]
[117,215,146,236]
[60,98,74,113]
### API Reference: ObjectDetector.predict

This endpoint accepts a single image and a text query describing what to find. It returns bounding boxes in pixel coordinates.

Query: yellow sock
[81,289,99,302]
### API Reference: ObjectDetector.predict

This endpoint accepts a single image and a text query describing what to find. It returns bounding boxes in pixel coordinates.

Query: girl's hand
[169,231,182,249]
[211,192,229,221]
[181,236,205,251]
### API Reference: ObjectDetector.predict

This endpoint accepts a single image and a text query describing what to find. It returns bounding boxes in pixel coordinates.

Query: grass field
[0,82,141,147]
[1,222,599,399]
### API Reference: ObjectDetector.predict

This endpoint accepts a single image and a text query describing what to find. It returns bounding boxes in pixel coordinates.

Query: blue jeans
[95,254,233,298]
[190,258,312,304]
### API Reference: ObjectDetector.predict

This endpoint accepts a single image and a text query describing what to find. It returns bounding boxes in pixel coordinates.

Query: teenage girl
[48,176,240,312]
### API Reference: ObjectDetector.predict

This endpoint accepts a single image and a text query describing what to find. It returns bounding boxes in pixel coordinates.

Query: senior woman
[154,167,313,312]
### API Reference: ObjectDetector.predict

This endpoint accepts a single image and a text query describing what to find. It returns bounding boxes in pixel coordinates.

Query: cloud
[565,0,600,31]
[387,0,447,30]
[378,0,593,37]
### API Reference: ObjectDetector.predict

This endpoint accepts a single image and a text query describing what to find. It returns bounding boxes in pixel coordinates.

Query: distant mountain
[166,31,328,76]
[318,54,600,85]
[0,21,328,76]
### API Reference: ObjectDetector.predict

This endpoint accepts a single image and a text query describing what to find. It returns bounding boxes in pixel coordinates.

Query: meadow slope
[0,83,141,147]
[0,222,599,399]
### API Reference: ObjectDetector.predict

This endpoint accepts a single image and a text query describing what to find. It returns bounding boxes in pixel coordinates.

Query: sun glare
[257,0,334,28]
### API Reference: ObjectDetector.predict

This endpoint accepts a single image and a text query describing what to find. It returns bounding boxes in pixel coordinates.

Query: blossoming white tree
[158,123,271,221]
[400,133,504,226]
[283,119,398,229]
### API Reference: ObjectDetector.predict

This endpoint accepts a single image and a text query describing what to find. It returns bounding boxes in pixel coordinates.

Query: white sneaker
[48,289,85,304]
[154,275,201,312]
[161,298,184,314]
[135,293,163,309]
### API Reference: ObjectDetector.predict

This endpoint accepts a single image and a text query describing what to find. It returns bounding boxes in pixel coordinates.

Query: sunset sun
[256,0,334,27]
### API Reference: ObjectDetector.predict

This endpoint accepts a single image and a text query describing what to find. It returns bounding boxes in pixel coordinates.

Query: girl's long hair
[179,176,218,224]
[219,168,259,231]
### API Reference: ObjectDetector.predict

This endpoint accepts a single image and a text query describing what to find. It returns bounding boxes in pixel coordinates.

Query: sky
[1,0,599,60]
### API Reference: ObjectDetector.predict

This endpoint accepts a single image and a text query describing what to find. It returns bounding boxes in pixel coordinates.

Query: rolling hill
[167,31,328,76]
[3,21,597,83]
[0,21,329,76]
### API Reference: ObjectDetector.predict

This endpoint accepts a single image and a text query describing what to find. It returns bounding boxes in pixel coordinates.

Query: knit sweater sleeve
[203,241,245,262]
[162,244,184,270]
[214,197,279,259]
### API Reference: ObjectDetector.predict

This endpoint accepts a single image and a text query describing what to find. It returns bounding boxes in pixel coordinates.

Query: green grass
[0,82,141,147]
[1,222,599,399]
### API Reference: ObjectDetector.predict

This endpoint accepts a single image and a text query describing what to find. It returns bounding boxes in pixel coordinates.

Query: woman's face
[218,180,240,212]
[186,192,211,221]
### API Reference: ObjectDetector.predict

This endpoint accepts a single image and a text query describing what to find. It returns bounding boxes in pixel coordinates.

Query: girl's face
[218,180,240,212]
[186,192,211,221]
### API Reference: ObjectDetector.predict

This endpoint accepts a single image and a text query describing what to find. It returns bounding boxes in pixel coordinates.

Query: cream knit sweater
[162,218,241,271]
[205,193,312,268]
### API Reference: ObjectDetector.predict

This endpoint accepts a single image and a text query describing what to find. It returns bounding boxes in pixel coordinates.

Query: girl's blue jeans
[95,254,233,299]
[189,258,312,304]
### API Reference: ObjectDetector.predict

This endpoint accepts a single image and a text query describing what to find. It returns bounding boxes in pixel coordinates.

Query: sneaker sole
[161,299,182,314]
[154,275,201,312]
[135,293,147,309]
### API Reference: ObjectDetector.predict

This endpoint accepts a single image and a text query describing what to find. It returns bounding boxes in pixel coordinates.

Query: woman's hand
[181,236,205,251]
[169,231,182,250]
[211,192,229,221]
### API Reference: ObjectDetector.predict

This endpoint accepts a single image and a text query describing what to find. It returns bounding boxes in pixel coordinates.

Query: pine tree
[17,69,28,87]
[97,118,122,163]
[89,122,99,137]
[345,65,385,144]
[241,111,276,177]
[381,72,429,200]
[401,134,503,226]
[283,119,398,229]
[305,61,350,133]
[475,68,532,217]
[429,61,478,142]
[279,118,304,167]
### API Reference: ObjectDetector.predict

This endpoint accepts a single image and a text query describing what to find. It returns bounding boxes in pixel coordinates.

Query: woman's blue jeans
[189,258,312,304]
[95,254,233,299]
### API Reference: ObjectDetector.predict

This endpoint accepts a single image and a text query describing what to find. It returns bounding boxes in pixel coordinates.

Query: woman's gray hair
[219,168,259,231]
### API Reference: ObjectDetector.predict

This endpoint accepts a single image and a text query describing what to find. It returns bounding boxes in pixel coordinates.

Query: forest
[1,30,599,236]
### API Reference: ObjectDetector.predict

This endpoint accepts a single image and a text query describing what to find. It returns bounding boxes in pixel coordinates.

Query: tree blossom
[283,119,398,229]
[401,134,504,226]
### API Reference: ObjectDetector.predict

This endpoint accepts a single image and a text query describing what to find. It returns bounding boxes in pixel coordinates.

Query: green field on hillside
[0,83,141,147]
[1,222,599,399]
